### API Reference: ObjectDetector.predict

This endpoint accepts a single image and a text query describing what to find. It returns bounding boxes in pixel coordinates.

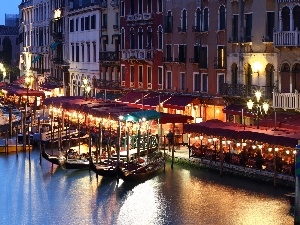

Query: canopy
[124,110,161,122]
[184,120,300,147]
[163,95,198,110]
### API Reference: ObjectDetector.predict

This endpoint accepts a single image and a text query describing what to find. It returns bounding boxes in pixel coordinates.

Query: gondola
[89,158,120,178]
[285,192,295,208]
[41,148,62,165]
[118,151,165,182]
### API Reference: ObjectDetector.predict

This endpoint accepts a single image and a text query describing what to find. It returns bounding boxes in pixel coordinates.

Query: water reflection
[0,150,294,225]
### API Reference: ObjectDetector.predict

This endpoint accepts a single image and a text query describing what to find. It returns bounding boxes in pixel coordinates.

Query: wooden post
[220,136,223,176]
[9,106,12,138]
[39,128,42,164]
[15,127,18,157]
[78,117,80,155]
[163,135,166,171]
[23,111,26,152]
[5,130,8,154]
[171,125,175,169]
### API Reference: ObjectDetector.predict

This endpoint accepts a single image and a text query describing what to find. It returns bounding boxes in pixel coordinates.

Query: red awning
[116,91,150,104]
[222,104,252,117]
[163,96,198,110]
[160,113,194,124]
[134,95,171,110]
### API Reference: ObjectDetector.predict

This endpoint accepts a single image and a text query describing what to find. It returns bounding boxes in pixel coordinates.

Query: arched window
[182,9,187,31]
[293,6,300,30]
[147,27,152,49]
[130,28,135,49]
[195,8,201,32]
[219,5,226,30]
[138,27,143,49]
[282,6,290,31]
[203,8,209,31]
[157,25,163,49]
[121,28,125,49]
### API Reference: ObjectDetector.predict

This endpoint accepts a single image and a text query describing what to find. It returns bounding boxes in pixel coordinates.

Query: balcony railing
[220,83,275,100]
[99,51,119,61]
[122,49,154,60]
[94,79,121,90]
[273,92,300,110]
[273,31,300,46]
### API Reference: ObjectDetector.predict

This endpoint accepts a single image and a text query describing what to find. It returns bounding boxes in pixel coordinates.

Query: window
[138,0,143,14]
[282,7,290,31]
[245,13,252,42]
[194,73,200,92]
[102,14,107,29]
[138,66,143,82]
[81,17,84,31]
[178,45,186,63]
[120,1,125,17]
[181,9,187,32]
[158,26,163,49]
[157,0,163,13]
[194,8,201,32]
[91,15,96,29]
[199,46,208,68]
[219,5,225,30]
[180,72,185,91]
[70,19,74,32]
[85,16,90,30]
[164,11,173,33]
[130,28,135,49]
[158,66,163,87]
[217,46,225,69]
[130,0,134,15]
[166,44,172,61]
[293,6,300,31]
[217,73,225,94]
[203,8,209,31]
[147,66,152,83]
[115,12,119,28]
[201,73,208,92]
[75,18,79,31]
[147,27,152,49]
[93,43,96,62]
[147,0,152,13]
[81,44,84,62]
[121,28,125,49]
[232,15,238,42]
[138,28,143,49]
[166,71,172,89]
[266,12,274,41]
[87,43,90,62]
[71,44,74,61]
[130,65,134,83]
[121,65,125,82]
[76,44,79,62]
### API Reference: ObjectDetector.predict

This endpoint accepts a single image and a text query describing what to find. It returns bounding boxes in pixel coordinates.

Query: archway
[280,63,290,93]
[265,64,275,99]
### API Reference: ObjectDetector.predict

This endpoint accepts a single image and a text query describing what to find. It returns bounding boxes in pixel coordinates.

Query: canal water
[0,149,294,225]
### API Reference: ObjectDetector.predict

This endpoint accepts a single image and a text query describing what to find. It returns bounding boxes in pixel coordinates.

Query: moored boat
[89,158,119,178]
[118,151,165,182]
[41,148,62,165]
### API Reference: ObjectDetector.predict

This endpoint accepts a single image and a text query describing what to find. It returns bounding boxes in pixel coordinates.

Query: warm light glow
[119,115,124,121]
[255,90,262,102]
[188,133,191,138]
[252,61,262,73]
[293,150,297,154]
[275,147,279,152]
[195,136,199,140]
[227,140,231,145]
[247,99,253,110]
[83,78,88,85]
[286,150,290,154]
[207,138,212,143]
[237,143,241,147]
[222,140,226,145]
[199,135,203,140]
[268,147,272,152]
[242,142,246,147]
[252,145,256,149]
[263,102,269,113]
[212,137,217,142]
[86,86,91,93]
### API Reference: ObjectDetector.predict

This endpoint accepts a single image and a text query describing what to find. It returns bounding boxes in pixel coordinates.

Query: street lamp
[0,63,6,82]
[247,90,269,129]
[82,77,91,100]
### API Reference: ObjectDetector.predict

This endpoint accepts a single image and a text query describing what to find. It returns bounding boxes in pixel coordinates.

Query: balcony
[273,92,300,110]
[273,31,300,47]
[126,15,135,21]
[220,83,274,100]
[99,51,119,62]
[134,14,143,21]
[143,13,152,20]
[94,79,121,90]
[122,49,153,60]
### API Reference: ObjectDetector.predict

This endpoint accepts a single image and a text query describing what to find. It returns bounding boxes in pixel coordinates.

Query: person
[166,129,174,152]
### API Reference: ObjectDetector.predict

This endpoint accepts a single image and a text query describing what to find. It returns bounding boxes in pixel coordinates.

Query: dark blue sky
[0,0,20,25]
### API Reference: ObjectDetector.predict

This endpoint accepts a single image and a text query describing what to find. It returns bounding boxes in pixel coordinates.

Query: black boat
[118,151,165,182]
[285,192,295,207]
[42,148,62,165]
[89,158,120,178]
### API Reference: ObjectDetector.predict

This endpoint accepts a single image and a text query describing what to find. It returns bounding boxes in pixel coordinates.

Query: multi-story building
[97,0,121,93]
[5,14,19,27]
[272,0,300,110]
[163,0,227,121]
[68,0,114,97]
[120,0,164,91]
[225,0,277,102]
[19,0,52,89]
